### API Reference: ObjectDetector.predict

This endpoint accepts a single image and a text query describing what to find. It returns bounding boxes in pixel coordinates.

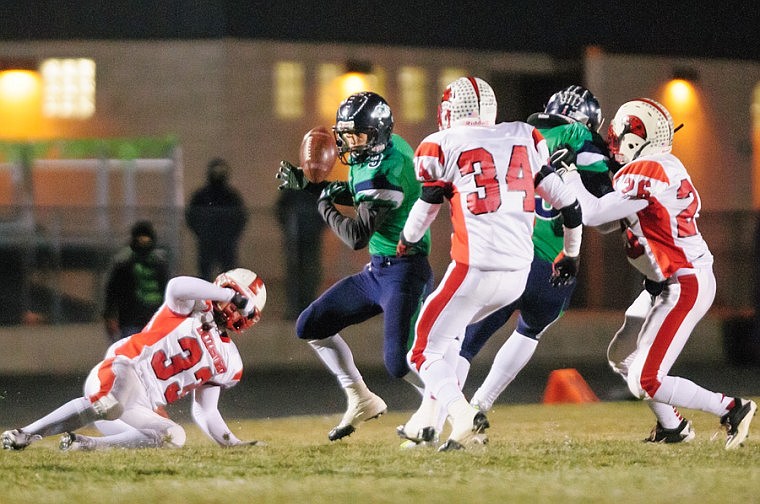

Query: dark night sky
[1,1,758,62]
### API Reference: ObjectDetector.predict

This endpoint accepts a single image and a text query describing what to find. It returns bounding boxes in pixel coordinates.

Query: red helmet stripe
[636,97,669,120]
[467,76,481,112]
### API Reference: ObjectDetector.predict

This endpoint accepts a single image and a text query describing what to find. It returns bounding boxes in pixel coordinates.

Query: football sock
[470,331,538,411]
[309,334,362,387]
[22,397,99,438]
[648,401,684,429]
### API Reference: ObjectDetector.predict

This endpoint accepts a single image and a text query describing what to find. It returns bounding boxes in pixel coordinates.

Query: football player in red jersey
[397,77,583,451]
[564,98,756,448]
[2,269,266,451]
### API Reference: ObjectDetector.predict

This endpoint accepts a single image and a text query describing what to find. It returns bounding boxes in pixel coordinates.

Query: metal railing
[0,206,755,325]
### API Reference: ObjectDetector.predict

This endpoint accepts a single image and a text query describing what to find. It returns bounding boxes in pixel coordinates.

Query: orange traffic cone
[542,368,600,404]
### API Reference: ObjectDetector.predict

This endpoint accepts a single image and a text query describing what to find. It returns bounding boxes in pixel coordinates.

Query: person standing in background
[276,188,326,320]
[103,220,169,342]
[186,158,248,280]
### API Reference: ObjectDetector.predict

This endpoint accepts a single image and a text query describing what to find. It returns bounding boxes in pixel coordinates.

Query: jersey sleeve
[413,136,449,183]
[351,148,407,210]
[164,276,235,315]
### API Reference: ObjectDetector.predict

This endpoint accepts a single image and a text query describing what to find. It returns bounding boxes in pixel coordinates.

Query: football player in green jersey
[277,92,433,441]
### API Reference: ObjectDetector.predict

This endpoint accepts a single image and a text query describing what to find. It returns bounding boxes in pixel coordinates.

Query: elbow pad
[560,200,582,228]
[420,184,446,204]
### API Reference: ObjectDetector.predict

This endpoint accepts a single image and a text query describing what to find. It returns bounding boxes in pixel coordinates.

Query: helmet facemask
[333,125,383,165]
[607,98,674,165]
[544,85,603,132]
[334,92,394,165]
[212,268,266,334]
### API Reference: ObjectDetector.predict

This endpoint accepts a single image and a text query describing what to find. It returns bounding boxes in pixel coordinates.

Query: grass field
[3,400,759,504]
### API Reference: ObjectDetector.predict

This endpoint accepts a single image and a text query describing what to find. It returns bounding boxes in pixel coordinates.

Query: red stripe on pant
[410,262,469,371]
[639,274,698,397]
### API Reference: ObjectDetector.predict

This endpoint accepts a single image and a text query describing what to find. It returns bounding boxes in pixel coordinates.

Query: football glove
[276,160,307,190]
[551,251,580,287]
[396,232,415,256]
[550,144,578,177]
[319,181,350,203]
[644,278,666,297]
[230,292,255,318]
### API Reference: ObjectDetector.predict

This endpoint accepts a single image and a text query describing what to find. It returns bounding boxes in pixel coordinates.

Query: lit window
[398,67,426,123]
[40,58,95,119]
[318,63,387,121]
[318,63,344,119]
[439,68,468,94]
[274,61,304,119]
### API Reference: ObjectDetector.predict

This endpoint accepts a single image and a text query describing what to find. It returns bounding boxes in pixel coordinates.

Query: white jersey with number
[91,301,243,410]
[412,122,575,270]
[612,152,713,281]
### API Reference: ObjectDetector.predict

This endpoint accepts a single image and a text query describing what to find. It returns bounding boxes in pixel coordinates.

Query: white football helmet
[437,76,497,130]
[213,268,267,333]
[607,98,674,165]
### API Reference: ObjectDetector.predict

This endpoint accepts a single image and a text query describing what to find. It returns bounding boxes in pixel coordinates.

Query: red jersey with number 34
[613,153,713,281]
[414,122,575,270]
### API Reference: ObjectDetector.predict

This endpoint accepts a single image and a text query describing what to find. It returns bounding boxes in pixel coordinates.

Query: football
[299,126,337,183]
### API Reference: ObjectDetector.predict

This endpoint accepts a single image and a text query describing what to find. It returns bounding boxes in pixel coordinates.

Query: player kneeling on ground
[2,269,266,451]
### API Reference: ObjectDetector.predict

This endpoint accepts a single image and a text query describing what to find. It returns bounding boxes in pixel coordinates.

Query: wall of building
[0,39,758,306]
[586,50,760,212]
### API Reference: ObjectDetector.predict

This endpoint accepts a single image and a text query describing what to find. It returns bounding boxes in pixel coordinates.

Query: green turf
[2,400,758,503]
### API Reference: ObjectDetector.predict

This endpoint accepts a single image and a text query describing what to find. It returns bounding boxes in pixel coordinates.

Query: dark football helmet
[544,85,603,132]
[333,91,394,164]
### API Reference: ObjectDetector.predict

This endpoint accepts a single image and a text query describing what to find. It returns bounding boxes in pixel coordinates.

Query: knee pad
[92,394,124,421]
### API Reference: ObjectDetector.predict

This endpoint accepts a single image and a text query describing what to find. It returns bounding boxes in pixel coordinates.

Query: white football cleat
[59,432,96,452]
[438,400,490,452]
[2,429,40,451]
[328,384,387,441]
[397,424,438,449]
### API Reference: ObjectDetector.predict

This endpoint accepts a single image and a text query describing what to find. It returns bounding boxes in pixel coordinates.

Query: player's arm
[397,183,444,255]
[563,170,648,226]
[317,182,394,250]
[534,168,583,285]
[191,385,257,447]
[164,276,239,315]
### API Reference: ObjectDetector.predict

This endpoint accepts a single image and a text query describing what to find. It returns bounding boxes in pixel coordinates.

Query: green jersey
[348,134,431,257]
[530,120,612,262]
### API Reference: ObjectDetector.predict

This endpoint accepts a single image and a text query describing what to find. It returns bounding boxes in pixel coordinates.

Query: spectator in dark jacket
[103,220,169,342]
[185,158,248,280]
[276,188,325,319]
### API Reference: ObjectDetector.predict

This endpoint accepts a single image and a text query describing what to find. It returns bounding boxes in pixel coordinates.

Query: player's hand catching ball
[276,160,307,191]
